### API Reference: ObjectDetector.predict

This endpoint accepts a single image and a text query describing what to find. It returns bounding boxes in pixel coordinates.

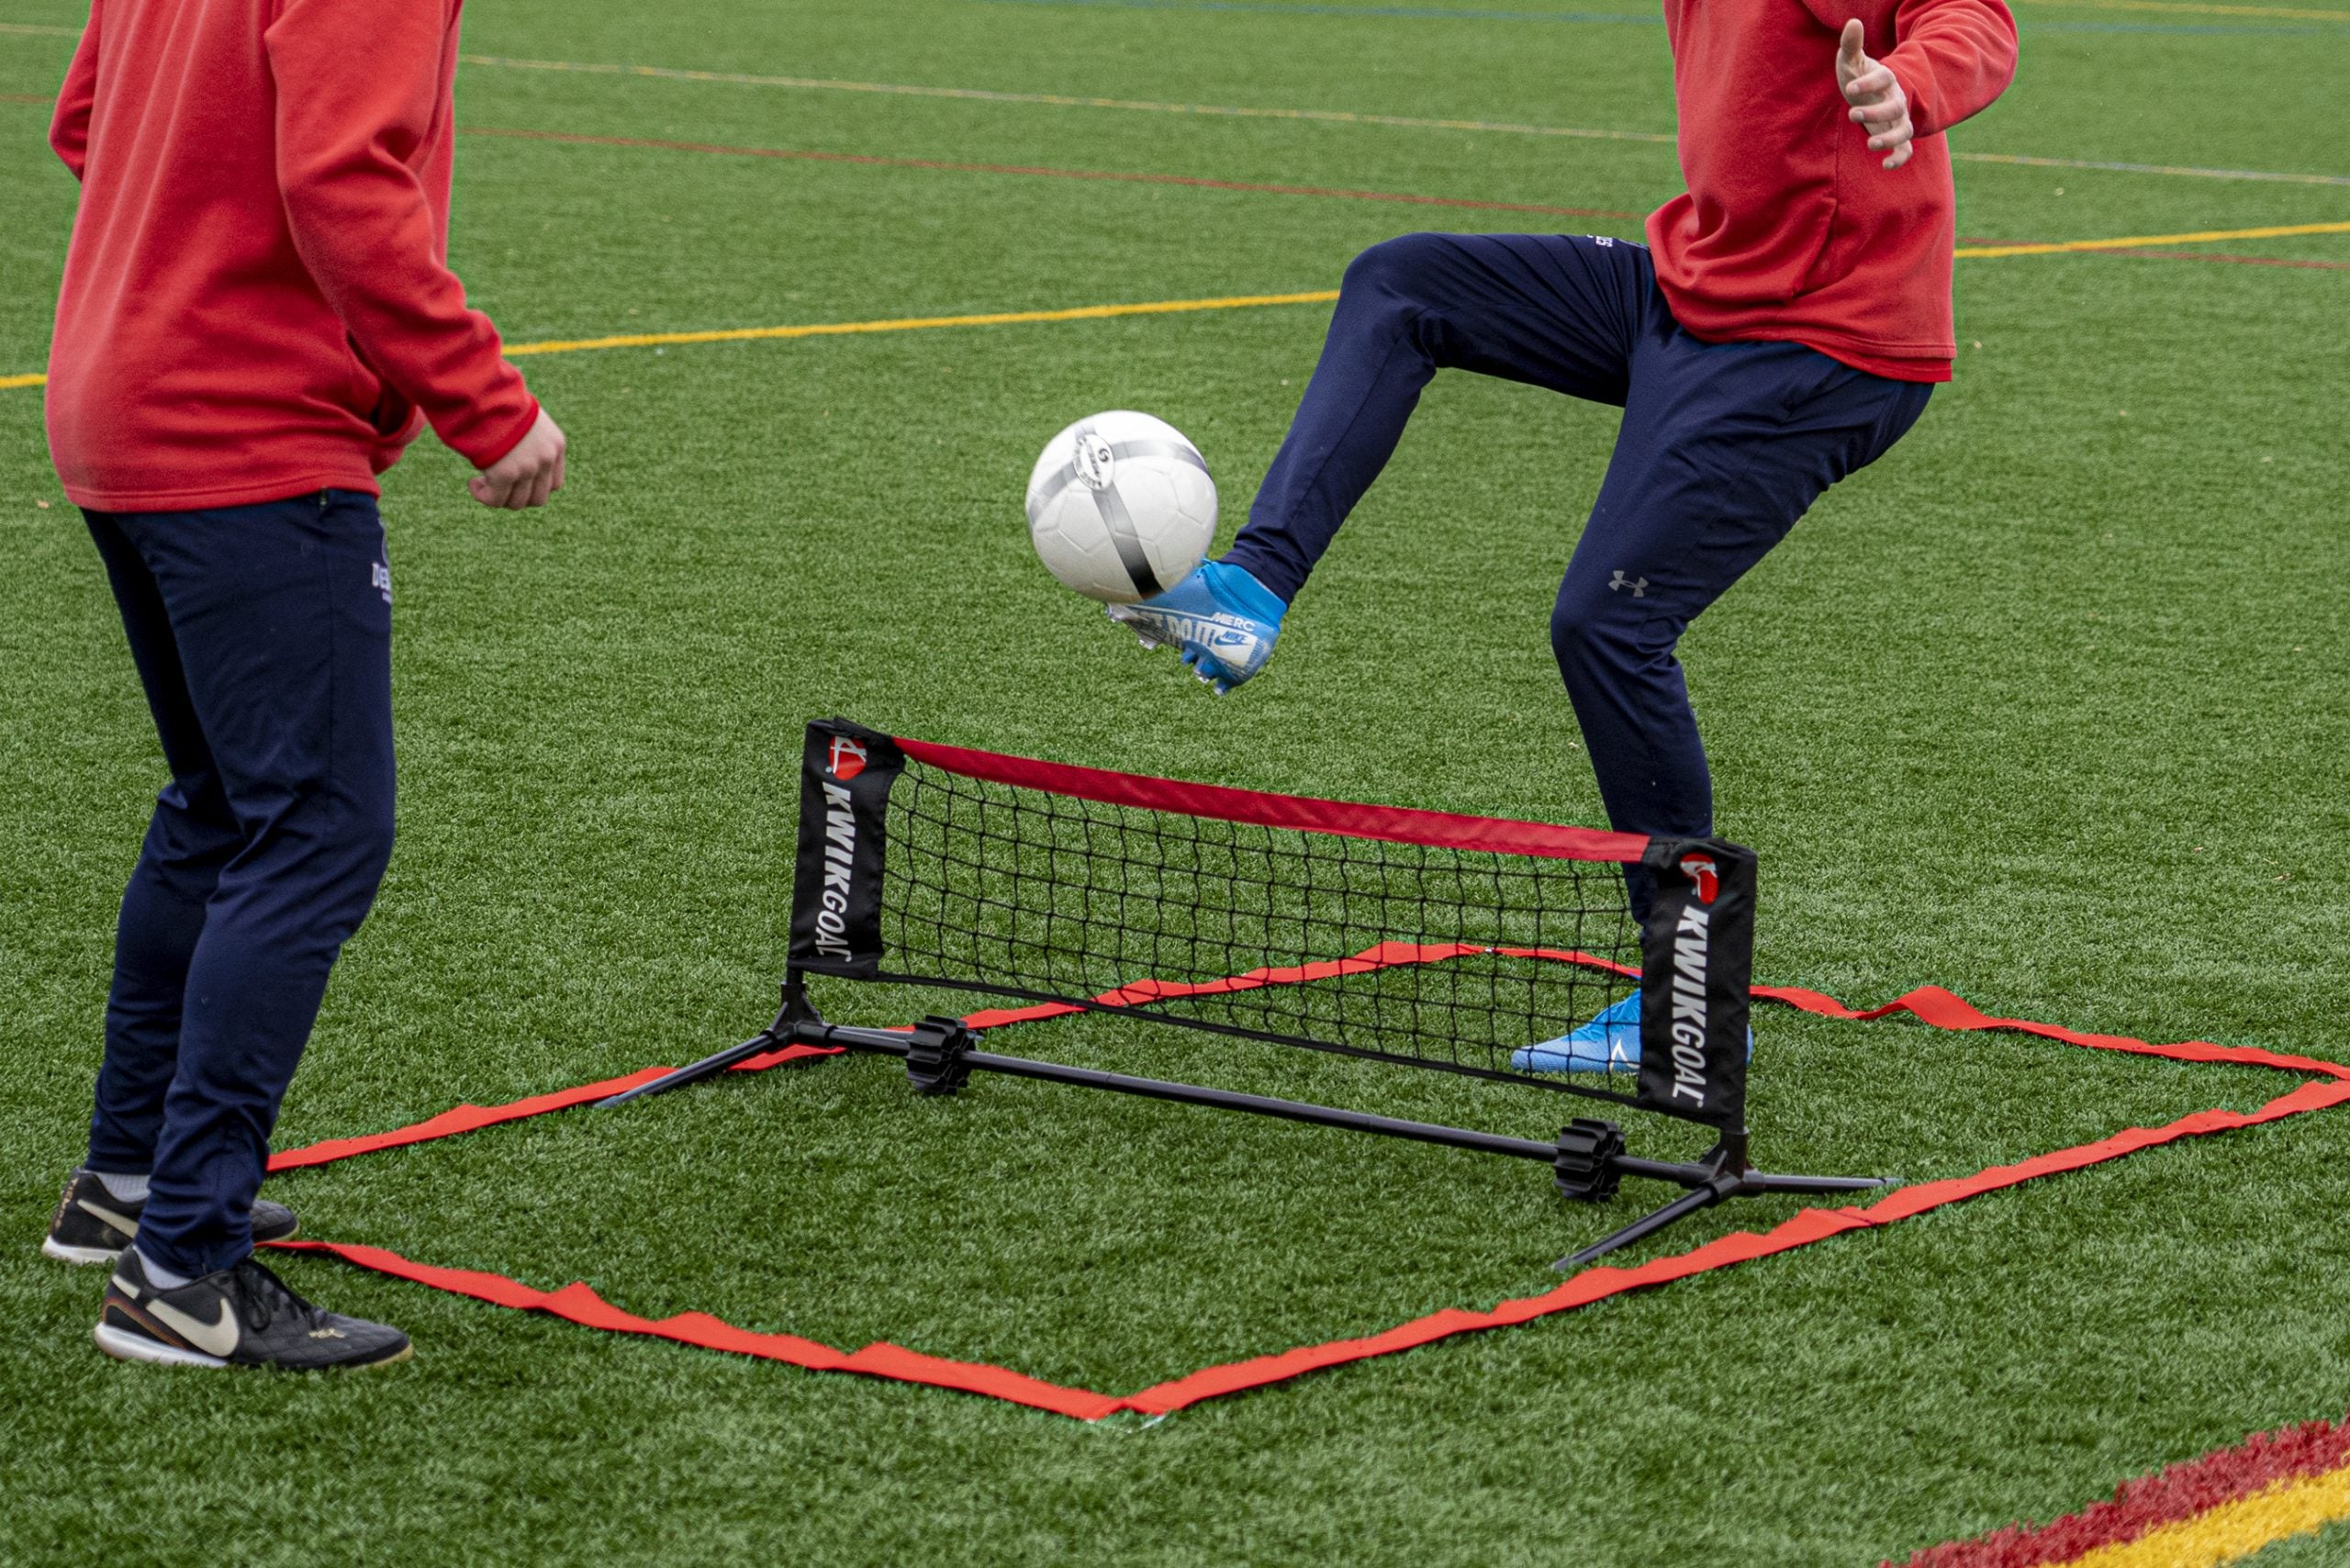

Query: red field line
[1896,1415,2350,1566]
[457,126,1640,222]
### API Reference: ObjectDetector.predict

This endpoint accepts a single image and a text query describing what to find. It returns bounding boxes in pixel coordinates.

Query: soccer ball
[1024,411,1217,604]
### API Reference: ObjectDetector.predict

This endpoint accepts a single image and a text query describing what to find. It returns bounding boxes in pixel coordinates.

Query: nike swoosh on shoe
[149,1295,241,1360]
[75,1198,140,1239]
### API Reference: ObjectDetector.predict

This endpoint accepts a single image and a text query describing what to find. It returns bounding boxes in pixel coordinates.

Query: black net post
[1633,838,1757,1136]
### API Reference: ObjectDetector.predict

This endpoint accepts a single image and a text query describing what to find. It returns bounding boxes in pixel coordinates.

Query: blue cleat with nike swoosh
[1106,560,1287,696]
[1512,993,1753,1074]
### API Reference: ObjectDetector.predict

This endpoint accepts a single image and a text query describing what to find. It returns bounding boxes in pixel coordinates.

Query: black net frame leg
[596,981,820,1109]
[1551,1130,1893,1271]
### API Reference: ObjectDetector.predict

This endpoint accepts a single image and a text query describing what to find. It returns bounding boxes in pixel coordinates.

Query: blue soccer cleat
[1106,561,1286,696]
[1513,994,1755,1074]
[1514,993,1643,1074]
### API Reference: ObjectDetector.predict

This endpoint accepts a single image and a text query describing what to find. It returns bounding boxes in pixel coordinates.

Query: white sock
[133,1247,192,1289]
[90,1170,151,1204]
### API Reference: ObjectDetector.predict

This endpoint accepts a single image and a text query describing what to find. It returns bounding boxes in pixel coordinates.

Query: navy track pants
[81,490,396,1277]
[1224,232,1932,858]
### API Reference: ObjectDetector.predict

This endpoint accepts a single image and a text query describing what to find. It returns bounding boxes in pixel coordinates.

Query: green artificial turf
[3,1,2348,1562]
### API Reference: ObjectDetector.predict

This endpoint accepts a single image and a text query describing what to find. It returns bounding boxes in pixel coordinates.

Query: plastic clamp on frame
[1553,1117,1625,1203]
[905,1016,977,1096]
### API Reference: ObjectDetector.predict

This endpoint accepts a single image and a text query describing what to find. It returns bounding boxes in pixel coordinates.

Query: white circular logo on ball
[1072,431,1117,490]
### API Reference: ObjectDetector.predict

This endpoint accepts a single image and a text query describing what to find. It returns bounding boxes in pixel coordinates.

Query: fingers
[502,447,564,510]
[503,455,548,510]
[470,450,520,509]
[519,429,566,510]
[471,468,518,509]
[1837,39,1910,173]
[1849,95,1905,128]
[468,409,566,510]
[1843,62,1897,105]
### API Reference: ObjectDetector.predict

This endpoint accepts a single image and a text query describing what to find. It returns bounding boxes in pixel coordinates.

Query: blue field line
[970,0,2344,28]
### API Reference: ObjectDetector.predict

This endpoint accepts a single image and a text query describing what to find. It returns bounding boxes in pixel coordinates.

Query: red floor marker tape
[263,973,2350,1419]
[264,1044,839,1170]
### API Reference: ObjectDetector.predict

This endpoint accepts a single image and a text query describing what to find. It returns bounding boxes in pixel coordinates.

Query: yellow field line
[1955,218,2350,256]
[2060,1463,2350,1567]
[0,21,80,34]
[1,220,2340,395]
[502,290,1342,357]
[0,293,1343,391]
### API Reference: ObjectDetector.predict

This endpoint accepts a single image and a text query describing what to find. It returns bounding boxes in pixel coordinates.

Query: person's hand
[1837,19,1915,170]
[469,409,566,509]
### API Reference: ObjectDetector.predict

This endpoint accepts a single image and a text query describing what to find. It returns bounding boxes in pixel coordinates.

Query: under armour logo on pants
[1608,571,1649,599]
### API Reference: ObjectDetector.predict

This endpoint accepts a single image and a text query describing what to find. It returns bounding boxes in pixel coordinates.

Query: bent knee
[1340,232,1454,300]
[1550,587,1673,671]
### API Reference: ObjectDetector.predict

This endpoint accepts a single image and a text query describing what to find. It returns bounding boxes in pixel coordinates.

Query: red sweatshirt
[46,0,537,512]
[1648,0,2018,382]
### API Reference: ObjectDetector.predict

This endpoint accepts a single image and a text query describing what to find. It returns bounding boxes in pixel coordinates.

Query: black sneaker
[44,1169,297,1266]
[95,1249,411,1371]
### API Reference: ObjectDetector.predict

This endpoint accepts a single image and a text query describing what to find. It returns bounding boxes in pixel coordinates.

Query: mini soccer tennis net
[610,720,1887,1265]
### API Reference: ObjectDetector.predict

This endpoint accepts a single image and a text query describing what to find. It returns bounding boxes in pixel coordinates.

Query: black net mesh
[861,754,1645,1100]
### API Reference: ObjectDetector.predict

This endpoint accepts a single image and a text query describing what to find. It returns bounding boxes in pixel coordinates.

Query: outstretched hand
[1837,18,1914,170]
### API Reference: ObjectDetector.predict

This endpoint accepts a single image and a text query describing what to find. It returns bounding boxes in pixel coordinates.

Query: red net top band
[894,736,1651,865]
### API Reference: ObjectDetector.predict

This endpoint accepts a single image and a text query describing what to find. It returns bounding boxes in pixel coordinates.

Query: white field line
[453,52,2350,188]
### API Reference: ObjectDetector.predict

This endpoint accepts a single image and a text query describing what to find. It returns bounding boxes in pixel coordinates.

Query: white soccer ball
[1024,410,1217,604]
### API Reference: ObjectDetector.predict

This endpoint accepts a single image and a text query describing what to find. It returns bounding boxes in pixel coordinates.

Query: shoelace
[229,1257,320,1337]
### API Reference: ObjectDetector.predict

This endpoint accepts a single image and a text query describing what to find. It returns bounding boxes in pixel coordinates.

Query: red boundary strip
[458,128,1642,223]
[266,1044,838,1171]
[262,963,2350,1420]
[264,1238,1125,1419]
[893,735,1653,864]
[1896,1415,2350,1567]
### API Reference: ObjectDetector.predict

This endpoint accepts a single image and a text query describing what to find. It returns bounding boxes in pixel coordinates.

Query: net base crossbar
[603,1008,1888,1265]
[605,719,1891,1264]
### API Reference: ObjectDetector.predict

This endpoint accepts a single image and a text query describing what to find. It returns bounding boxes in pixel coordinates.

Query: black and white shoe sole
[44,1236,128,1267]
[93,1322,414,1372]
[93,1322,230,1368]
[45,1218,297,1267]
